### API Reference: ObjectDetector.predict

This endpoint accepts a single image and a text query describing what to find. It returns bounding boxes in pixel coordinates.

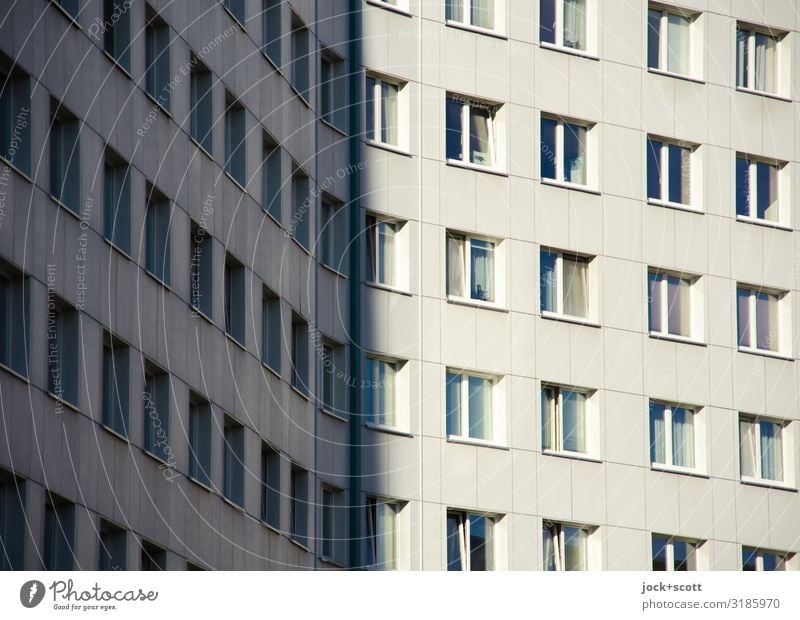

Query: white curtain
[740,419,757,478]
[378,221,395,286]
[757,161,779,222]
[563,0,586,50]
[737,288,751,347]
[446,373,462,437]
[680,146,692,205]
[564,123,587,185]
[760,421,783,481]
[446,0,464,22]
[666,276,689,337]
[468,376,492,440]
[543,525,559,571]
[470,240,494,301]
[671,407,694,468]
[540,252,558,313]
[736,28,748,87]
[563,527,587,571]
[379,360,395,426]
[447,234,465,297]
[381,82,398,145]
[562,390,586,453]
[648,272,663,332]
[650,403,666,464]
[471,0,494,30]
[755,34,776,93]
[667,14,689,75]
[376,502,396,569]
[563,256,588,317]
[469,107,492,166]
[541,387,556,451]
[755,292,777,351]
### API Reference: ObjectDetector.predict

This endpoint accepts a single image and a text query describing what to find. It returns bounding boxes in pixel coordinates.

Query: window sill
[226,332,247,352]
[541,177,600,195]
[445,20,507,41]
[101,424,130,444]
[447,295,508,313]
[222,496,246,513]
[188,475,214,493]
[49,0,82,29]
[291,384,311,401]
[289,537,312,553]
[321,406,349,423]
[540,41,598,61]
[261,360,282,380]
[366,139,413,158]
[365,0,412,17]
[365,422,413,438]
[103,238,133,261]
[0,362,30,383]
[260,520,282,536]
[49,194,82,220]
[365,281,412,297]
[224,170,248,194]
[321,117,348,137]
[447,435,509,450]
[190,137,214,161]
[291,85,313,109]
[144,92,172,118]
[145,269,172,291]
[261,50,283,75]
[222,6,247,32]
[319,555,346,568]
[648,332,706,347]
[647,198,703,215]
[541,449,602,463]
[0,155,33,184]
[321,262,349,279]
[143,449,172,468]
[290,235,313,256]
[735,215,792,232]
[647,67,704,85]
[191,306,214,326]
[741,477,796,492]
[446,158,508,177]
[262,205,283,229]
[651,463,709,478]
[737,346,793,362]
[103,51,133,80]
[735,87,792,103]
[48,392,80,413]
[541,311,600,328]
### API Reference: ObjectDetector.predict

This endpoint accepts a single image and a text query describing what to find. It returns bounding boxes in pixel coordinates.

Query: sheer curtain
[739,419,757,478]
[446,0,464,22]
[666,275,689,337]
[737,288,752,347]
[468,376,492,440]
[542,525,559,571]
[650,403,666,464]
[378,221,395,286]
[541,387,556,450]
[756,161,779,222]
[667,14,689,75]
[562,390,586,453]
[540,251,558,313]
[563,526,587,571]
[680,146,692,204]
[470,240,494,301]
[671,407,694,468]
[736,28,749,87]
[755,292,777,351]
[563,256,588,317]
[376,502,396,569]
[381,82,398,145]
[471,0,494,30]
[760,420,783,481]
[755,34,776,93]
[379,360,395,426]
[469,107,492,166]
[564,123,586,185]
[563,0,586,50]
[447,234,465,297]
[446,372,462,436]
[648,272,663,332]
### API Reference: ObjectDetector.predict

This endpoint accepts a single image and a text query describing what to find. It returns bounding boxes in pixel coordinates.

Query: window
[647,6,698,78]
[736,155,787,224]
[446,0,497,31]
[261,444,280,528]
[321,199,347,272]
[0,469,25,570]
[143,362,170,462]
[145,185,171,285]
[102,332,129,437]
[0,261,30,377]
[736,25,782,95]
[365,75,406,149]
[262,0,282,64]
[446,231,500,304]
[364,355,401,428]
[740,415,791,484]
[320,342,345,415]
[190,222,213,318]
[141,541,166,571]
[224,0,246,25]
[291,14,310,100]
[262,138,281,221]
[541,384,595,456]
[446,370,501,443]
[321,52,345,129]
[649,402,701,471]
[50,102,80,213]
[190,59,213,153]
[188,394,212,487]
[48,298,79,407]
[742,547,792,571]
[647,137,696,207]
[223,416,245,507]
[291,314,309,394]
[542,521,594,571]
[540,249,594,320]
[103,0,131,71]
[366,498,400,570]
[540,115,593,186]
[0,65,31,176]
[652,534,703,571]
[224,253,245,345]
[145,7,170,110]
[366,214,405,288]
[647,270,701,340]
[447,511,497,571]
[43,493,74,570]
[261,287,281,372]
[291,169,310,249]
[225,93,246,187]
[98,519,127,570]
[321,486,345,564]
[54,0,81,20]
[104,150,131,254]
[540,0,590,51]
[446,94,500,169]
[290,466,309,546]
[736,285,788,355]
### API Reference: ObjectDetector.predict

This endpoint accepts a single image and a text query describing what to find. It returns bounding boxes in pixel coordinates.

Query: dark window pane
[540,118,557,179]
[446,98,463,161]
[648,9,661,69]
[540,0,556,44]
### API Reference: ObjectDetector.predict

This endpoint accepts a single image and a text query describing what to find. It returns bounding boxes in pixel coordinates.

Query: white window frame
[365,497,408,570]
[649,400,707,475]
[539,248,598,323]
[365,73,408,152]
[736,285,790,357]
[539,0,597,56]
[320,51,346,131]
[320,341,345,417]
[647,269,703,343]
[446,230,506,308]
[540,383,598,459]
[445,94,505,172]
[446,369,506,446]
[542,520,600,571]
[364,354,409,433]
[652,534,705,571]
[320,485,345,565]
[739,415,795,488]
[646,136,701,210]
[540,114,597,190]
[446,510,506,571]
[742,546,794,571]
[365,213,409,292]
[647,4,702,79]
[445,0,504,35]
[735,154,790,227]
[736,23,788,97]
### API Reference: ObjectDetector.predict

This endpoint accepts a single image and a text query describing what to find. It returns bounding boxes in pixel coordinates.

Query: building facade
[1,0,799,571]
